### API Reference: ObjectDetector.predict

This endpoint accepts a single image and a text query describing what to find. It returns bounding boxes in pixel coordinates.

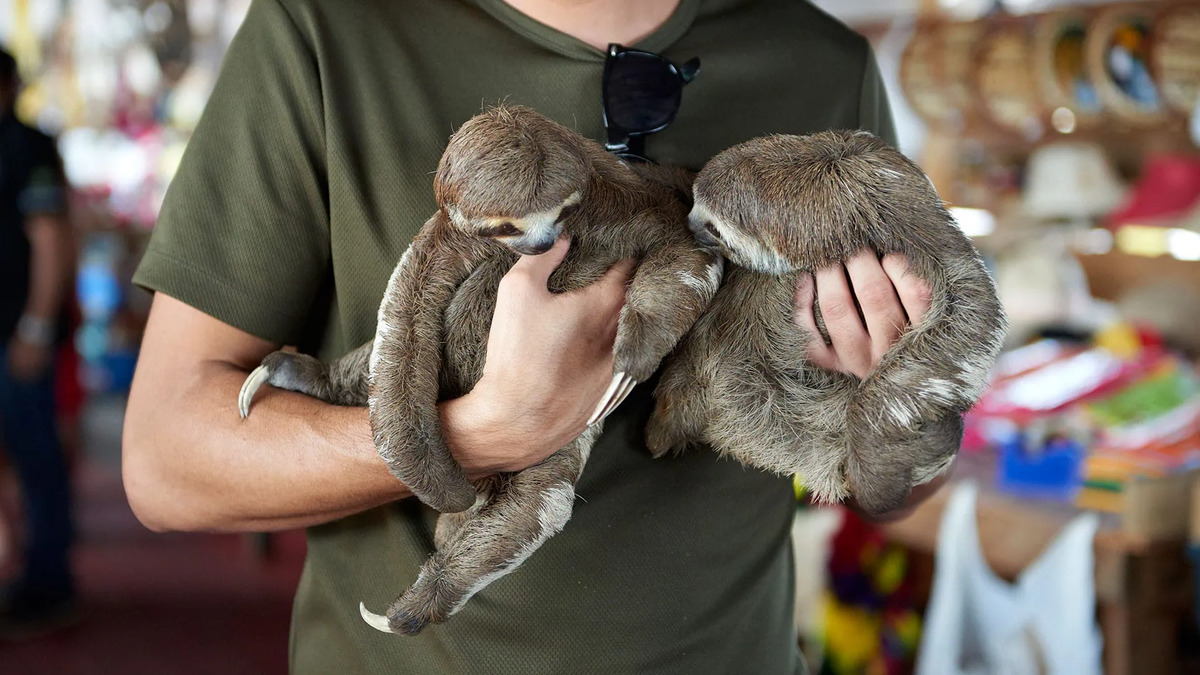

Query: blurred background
[1,0,1200,673]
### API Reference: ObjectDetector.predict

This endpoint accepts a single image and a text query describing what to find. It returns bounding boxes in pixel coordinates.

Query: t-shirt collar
[469,0,703,61]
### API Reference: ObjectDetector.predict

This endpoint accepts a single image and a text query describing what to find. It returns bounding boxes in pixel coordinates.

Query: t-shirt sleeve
[133,0,329,345]
[857,45,899,148]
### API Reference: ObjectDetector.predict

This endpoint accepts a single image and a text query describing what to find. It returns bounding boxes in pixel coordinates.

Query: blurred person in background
[124,1,942,672]
[0,46,78,636]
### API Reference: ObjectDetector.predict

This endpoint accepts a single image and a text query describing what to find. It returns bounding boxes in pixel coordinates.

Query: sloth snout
[689,217,720,248]
[510,238,556,255]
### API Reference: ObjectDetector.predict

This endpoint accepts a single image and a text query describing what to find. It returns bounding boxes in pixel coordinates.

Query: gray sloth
[237,106,720,634]
[646,130,1007,516]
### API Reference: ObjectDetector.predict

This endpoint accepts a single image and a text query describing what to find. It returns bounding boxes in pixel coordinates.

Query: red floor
[0,463,306,675]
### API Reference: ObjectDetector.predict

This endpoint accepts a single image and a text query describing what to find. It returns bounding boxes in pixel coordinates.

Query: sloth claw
[359,602,395,634]
[238,365,271,419]
[588,372,626,426]
[602,375,638,421]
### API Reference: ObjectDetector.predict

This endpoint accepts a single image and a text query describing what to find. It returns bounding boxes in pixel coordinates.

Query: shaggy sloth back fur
[646,130,1007,515]
[239,106,719,634]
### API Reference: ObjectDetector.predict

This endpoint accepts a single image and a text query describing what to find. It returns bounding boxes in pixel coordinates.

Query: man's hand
[793,250,933,379]
[443,237,634,474]
[6,338,53,382]
[794,250,944,520]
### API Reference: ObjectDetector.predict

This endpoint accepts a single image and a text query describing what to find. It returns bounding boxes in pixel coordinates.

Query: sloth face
[434,106,592,256]
[688,200,795,275]
[446,191,582,256]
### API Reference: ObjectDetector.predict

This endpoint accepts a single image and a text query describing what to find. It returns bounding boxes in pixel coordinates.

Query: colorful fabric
[821,509,922,675]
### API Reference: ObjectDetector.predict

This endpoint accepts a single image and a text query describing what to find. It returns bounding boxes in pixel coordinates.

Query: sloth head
[435,105,591,256]
[688,130,949,274]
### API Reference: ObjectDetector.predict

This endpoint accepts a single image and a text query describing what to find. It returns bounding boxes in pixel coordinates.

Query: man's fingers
[508,236,571,285]
[815,264,872,378]
[881,254,933,326]
[794,273,839,371]
[845,250,907,360]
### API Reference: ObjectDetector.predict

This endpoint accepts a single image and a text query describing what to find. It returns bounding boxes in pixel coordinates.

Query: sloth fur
[238,106,720,635]
[646,130,1007,515]
[238,112,1005,637]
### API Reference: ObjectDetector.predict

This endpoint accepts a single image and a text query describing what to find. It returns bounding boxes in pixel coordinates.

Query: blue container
[996,435,1085,501]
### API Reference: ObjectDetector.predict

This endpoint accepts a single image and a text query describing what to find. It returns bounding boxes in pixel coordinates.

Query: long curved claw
[608,376,638,416]
[359,602,395,634]
[598,374,637,422]
[587,372,625,426]
[238,365,271,419]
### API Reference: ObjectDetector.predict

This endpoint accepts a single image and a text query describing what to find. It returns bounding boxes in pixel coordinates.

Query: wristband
[16,315,54,347]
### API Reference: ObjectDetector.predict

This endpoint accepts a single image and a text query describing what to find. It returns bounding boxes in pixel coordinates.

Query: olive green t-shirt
[134,0,897,672]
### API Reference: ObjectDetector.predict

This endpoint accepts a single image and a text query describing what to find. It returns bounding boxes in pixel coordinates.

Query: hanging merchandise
[1085,5,1167,127]
[1033,11,1103,134]
[916,482,1103,675]
[899,20,982,132]
[1150,3,1200,118]
[1192,92,1200,148]
[973,20,1045,141]
[1107,155,1200,229]
[1022,142,1126,222]
[993,236,1108,345]
[821,509,924,675]
[996,142,1124,344]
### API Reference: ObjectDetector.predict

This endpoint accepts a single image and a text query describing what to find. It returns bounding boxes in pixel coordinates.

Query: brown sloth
[646,130,1007,516]
[237,113,1003,636]
[237,105,721,635]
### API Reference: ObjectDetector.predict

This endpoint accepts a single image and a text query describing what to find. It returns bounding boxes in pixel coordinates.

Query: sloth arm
[121,296,575,532]
[123,242,630,532]
[798,251,951,518]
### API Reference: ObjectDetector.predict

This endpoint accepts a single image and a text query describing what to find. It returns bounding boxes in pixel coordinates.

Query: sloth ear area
[555,200,582,225]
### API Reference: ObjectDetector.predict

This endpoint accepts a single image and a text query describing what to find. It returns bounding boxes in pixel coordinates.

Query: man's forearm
[21,214,72,322]
[124,359,412,533]
[124,359,543,533]
[124,291,586,534]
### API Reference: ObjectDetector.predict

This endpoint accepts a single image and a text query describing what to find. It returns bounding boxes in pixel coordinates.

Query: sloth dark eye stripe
[555,202,581,224]
[479,222,521,237]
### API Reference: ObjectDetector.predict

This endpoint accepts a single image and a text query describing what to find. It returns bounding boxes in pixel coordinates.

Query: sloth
[645,130,1007,516]
[237,106,720,635]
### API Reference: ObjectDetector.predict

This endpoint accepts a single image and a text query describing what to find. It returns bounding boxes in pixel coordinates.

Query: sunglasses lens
[604,52,682,134]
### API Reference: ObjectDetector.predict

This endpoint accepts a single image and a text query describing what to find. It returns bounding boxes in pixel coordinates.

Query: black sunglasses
[602,44,700,162]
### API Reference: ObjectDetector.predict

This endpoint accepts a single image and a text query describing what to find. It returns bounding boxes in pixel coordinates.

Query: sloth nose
[690,220,719,248]
[512,238,556,256]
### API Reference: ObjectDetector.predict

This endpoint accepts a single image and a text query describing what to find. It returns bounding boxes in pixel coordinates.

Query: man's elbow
[121,420,201,533]
[122,439,176,533]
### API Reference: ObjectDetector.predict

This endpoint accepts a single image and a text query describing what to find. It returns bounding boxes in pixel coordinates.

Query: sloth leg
[594,244,723,424]
[645,343,708,458]
[843,410,963,516]
[238,340,372,418]
[432,475,501,550]
[843,254,1003,514]
[361,428,596,636]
